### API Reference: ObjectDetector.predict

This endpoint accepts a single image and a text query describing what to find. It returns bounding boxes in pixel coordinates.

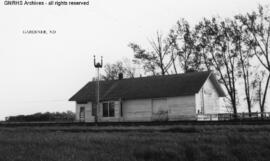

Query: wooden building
[69,71,225,122]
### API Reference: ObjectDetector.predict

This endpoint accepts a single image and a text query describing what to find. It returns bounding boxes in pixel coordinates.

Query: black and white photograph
[1,0,270,160]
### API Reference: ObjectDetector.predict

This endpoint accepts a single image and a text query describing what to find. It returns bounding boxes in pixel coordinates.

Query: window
[103,102,115,117]
[103,103,108,117]
[109,102,115,117]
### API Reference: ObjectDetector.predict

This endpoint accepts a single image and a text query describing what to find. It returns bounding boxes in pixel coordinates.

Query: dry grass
[0,125,270,161]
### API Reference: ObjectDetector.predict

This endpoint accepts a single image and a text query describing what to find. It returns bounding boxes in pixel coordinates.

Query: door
[79,107,85,122]
[152,99,168,121]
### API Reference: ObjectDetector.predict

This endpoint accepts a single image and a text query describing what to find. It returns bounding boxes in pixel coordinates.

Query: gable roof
[69,71,226,103]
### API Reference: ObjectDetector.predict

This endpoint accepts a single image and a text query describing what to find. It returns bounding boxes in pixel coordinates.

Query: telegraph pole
[93,55,103,123]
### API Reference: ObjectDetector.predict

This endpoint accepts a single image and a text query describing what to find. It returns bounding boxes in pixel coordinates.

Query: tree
[101,60,136,80]
[253,70,268,110]
[169,19,203,73]
[236,5,270,113]
[230,19,255,116]
[196,18,239,118]
[6,111,75,122]
[127,4,270,117]
[129,32,174,76]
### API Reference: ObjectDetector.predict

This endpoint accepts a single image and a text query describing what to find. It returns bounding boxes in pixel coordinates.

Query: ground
[0,125,270,161]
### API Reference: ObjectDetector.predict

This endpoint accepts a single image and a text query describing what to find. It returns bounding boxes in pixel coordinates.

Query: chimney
[118,73,123,80]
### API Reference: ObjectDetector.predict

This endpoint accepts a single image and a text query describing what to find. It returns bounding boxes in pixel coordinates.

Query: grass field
[1,125,270,161]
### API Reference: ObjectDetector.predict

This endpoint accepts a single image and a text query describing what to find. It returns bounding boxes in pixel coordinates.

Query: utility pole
[93,55,103,123]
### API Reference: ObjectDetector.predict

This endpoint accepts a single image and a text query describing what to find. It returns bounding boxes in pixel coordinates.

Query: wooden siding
[76,102,95,122]
[122,96,196,121]
[195,77,220,114]
[203,78,220,113]
[195,91,201,114]
[167,96,196,120]
[76,95,198,122]
[152,99,168,121]
[122,99,152,121]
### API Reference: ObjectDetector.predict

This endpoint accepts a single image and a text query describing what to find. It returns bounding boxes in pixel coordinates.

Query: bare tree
[230,19,255,116]
[252,70,268,110]
[122,57,138,78]
[236,5,270,113]
[129,32,174,76]
[196,18,239,118]
[101,61,136,80]
[169,19,203,73]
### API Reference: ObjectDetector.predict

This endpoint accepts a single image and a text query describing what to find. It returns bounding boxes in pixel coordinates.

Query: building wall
[167,96,196,120]
[76,102,95,122]
[203,78,220,114]
[75,95,210,122]
[195,77,220,114]
[122,96,196,121]
[195,91,201,114]
[122,99,152,121]
[152,98,168,121]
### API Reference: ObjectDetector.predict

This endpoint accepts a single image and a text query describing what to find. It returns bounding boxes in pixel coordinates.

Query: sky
[0,0,269,120]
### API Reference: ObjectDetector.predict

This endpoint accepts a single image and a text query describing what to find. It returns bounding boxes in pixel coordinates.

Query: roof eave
[209,73,226,97]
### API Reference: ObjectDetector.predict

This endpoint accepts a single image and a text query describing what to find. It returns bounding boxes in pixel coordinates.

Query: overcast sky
[0,0,269,120]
